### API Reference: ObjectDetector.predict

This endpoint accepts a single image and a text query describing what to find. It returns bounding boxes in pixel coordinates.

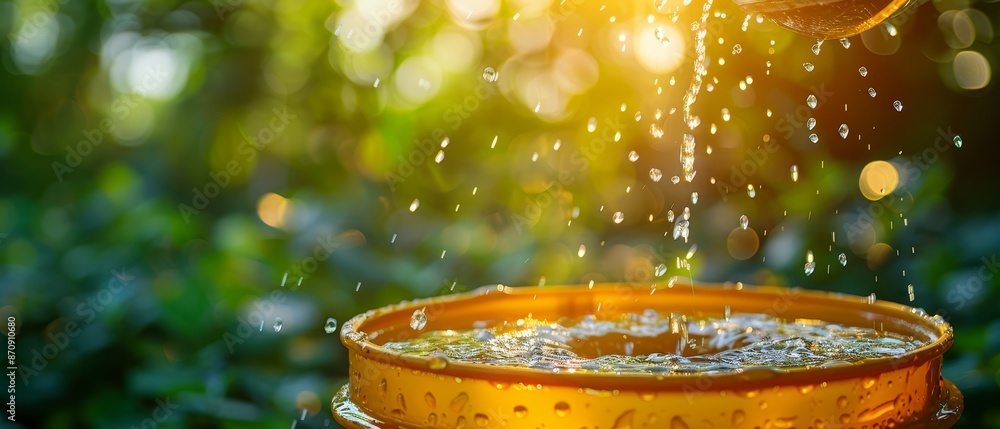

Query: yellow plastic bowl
[333,283,962,428]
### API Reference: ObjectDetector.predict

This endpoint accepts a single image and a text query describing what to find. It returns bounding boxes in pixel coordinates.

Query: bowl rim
[339,282,954,391]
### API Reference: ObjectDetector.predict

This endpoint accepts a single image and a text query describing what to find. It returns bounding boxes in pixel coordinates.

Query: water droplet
[613,211,625,224]
[649,168,663,182]
[804,261,816,276]
[409,199,420,212]
[839,253,848,266]
[482,67,498,82]
[670,416,689,429]
[732,44,742,55]
[893,100,903,111]
[410,308,428,330]
[811,41,822,55]
[654,0,668,10]
[839,124,849,139]
[747,184,756,198]
[428,352,448,370]
[790,165,799,182]
[806,117,816,130]
[690,192,699,204]
[867,293,877,304]
[587,117,597,133]
[578,245,587,257]
[654,27,670,45]
[450,393,469,412]
[803,62,815,72]
[840,38,851,49]
[670,175,680,184]
[634,111,642,122]
[739,215,749,230]
[666,210,675,222]
[953,135,963,148]
[885,22,898,36]
[837,396,849,408]
[607,409,636,429]
[859,66,868,77]
[650,123,665,138]
[628,151,639,162]
[434,150,445,163]
[425,392,437,408]
[731,409,746,425]
[396,393,407,411]
[272,317,283,332]
[378,378,387,399]
[474,413,490,427]
[514,406,528,418]
[324,317,338,334]
[806,95,818,108]
[721,108,731,121]
[655,264,667,277]
[554,402,570,417]
[908,284,915,301]
[809,133,819,144]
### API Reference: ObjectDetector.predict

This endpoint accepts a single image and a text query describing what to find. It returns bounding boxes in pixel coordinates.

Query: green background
[1,0,999,427]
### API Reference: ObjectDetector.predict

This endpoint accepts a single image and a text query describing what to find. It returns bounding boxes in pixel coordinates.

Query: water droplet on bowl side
[410,308,428,330]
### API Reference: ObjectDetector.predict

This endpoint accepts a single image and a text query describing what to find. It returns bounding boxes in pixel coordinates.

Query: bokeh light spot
[953,50,991,90]
[859,161,899,201]
[257,192,290,229]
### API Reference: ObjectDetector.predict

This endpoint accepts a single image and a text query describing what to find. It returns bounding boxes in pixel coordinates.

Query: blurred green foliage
[0,0,999,427]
